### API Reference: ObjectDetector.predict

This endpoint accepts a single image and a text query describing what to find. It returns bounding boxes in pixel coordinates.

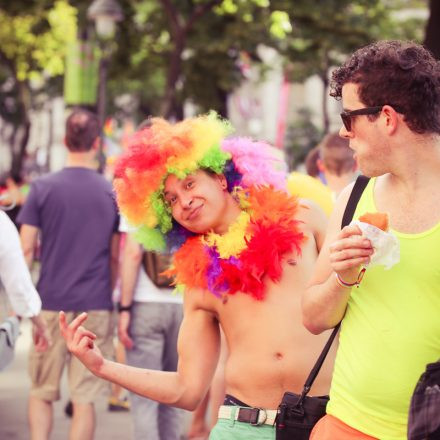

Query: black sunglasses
[340,105,404,132]
[340,106,384,132]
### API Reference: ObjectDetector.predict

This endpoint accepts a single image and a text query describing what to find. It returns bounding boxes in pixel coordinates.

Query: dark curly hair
[330,40,440,135]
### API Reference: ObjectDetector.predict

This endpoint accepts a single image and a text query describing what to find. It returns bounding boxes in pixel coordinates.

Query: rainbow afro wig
[114,112,287,252]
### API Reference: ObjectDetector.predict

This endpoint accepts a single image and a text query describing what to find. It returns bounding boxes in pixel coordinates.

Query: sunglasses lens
[341,113,351,131]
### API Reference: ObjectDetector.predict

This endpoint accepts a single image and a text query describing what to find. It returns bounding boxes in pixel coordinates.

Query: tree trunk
[10,80,31,180]
[158,0,221,120]
[45,102,53,172]
[216,87,228,118]
[160,33,185,120]
[424,0,440,60]
[321,69,329,134]
[97,54,109,173]
[10,121,30,180]
[173,102,184,120]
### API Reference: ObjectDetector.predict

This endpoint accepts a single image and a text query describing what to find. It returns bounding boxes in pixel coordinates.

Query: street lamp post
[87,0,123,173]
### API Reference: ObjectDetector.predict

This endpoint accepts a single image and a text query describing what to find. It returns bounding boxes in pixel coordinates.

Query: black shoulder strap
[298,175,370,401]
[341,175,370,228]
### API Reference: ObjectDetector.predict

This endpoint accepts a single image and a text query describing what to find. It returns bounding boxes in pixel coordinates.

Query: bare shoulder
[306,181,358,285]
[183,287,218,315]
[296,199,328,252]
[297,198,327,225]
[335,181,356,208]
[327,181,356,233]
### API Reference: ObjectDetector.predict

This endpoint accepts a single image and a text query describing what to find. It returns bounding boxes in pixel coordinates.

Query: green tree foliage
[0,0,76,177]
[0,1,76,81]
[273,1,426,128]
[274,0,427,167]
[103,0,427,124]
[273,0,426,81]
[424,0,440,59]
[104,0,281,119]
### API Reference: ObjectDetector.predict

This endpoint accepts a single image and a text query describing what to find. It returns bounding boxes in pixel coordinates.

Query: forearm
[110,234,120,290]
[61,292,219,412]
[19,224,38,270]
[303,273,352,334]
[120,239,141,306]
[96,359,201,410]
[110,257,119,291]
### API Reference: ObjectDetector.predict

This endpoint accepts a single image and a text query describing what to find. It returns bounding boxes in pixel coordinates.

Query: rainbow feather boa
[165,186,305,301]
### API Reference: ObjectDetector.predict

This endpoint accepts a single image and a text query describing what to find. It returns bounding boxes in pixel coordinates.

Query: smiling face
[163,169,234,235]
[339,83,392,177]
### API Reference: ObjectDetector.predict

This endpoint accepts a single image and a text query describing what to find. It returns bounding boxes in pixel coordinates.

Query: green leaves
[270,10,292,39]
[0,0,76,81]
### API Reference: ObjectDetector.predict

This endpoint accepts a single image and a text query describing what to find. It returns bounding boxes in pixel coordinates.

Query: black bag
[143,251,174,288]
[276,175,370,439]
[276,393,330,440]
[408,360,440,440]
[276,326,338,440]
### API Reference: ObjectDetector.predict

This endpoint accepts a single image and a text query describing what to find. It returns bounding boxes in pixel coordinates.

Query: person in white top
[117,218,183,440]
[0,210,50,363]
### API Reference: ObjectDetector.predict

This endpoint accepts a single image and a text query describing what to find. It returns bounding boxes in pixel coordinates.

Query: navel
[275,352,284,360]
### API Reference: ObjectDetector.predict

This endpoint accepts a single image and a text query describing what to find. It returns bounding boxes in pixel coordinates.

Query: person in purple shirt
[18,109,120,440]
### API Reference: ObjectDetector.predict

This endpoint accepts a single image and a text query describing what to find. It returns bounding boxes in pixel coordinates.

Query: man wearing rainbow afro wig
[60,112,334,440]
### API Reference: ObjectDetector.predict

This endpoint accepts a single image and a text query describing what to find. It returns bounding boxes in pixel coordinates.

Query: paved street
[0,319,191,440]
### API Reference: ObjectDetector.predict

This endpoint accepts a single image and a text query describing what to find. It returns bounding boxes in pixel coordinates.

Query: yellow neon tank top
[327,177,440,440]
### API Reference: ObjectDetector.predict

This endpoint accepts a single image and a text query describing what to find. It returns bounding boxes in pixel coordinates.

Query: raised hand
[59,311,103,374]
[329,224,373,283]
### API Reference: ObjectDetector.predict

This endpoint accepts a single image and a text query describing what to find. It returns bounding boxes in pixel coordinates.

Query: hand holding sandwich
[329,223,374,287]
[330,211,399,287]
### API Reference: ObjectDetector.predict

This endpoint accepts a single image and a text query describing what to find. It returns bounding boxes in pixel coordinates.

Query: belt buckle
[251,408,267,426]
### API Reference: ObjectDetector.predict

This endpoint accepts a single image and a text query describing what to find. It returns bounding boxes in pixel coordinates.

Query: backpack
[408,361,440,440]
[143,251,174,288]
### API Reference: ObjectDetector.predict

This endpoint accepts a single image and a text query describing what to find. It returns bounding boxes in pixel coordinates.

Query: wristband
[117,303,133,313]
[335,267,366,288]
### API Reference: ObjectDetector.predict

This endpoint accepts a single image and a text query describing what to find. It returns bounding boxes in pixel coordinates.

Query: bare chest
[376,191,440,234]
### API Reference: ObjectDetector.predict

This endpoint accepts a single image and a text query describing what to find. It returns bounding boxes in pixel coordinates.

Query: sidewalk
[0,320,131,439]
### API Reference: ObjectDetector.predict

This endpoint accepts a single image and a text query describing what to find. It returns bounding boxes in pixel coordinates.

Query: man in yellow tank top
[302,40,440,440]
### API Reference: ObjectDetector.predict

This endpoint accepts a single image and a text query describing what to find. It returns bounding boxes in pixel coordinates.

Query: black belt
[217,405,277,426]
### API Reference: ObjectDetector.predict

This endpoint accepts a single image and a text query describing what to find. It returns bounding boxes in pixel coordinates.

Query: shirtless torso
[184,203,336,409]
